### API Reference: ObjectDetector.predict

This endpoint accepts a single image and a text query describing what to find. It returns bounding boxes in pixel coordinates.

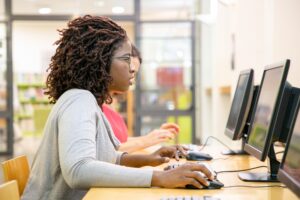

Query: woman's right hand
[143,129,175,145]
[151,163,214,189]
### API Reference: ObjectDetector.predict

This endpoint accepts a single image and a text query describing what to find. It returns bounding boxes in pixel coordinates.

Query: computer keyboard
[164,162,182,170]
[160,195,221,200]
[183,144,201,151]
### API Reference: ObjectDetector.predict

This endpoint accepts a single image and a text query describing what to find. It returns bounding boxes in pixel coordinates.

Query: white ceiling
[10,0,196,20]
[12,0,134,15]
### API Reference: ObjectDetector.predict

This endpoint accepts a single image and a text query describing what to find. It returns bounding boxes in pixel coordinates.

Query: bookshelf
[15,73,51,136]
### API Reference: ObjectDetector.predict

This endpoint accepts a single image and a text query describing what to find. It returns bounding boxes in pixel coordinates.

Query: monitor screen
[245,60,290,161]
[278,99,300,197]
[225,69,253,140]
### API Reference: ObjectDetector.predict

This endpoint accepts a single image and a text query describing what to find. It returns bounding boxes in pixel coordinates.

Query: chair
[0,180,20,200]
[1,155,30,196]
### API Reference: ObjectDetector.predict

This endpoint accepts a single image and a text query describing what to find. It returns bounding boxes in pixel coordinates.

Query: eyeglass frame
[113,55,135,71]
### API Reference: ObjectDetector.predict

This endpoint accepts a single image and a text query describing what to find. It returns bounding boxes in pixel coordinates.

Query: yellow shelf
[219,85,231,95]
[19,99,49,104]
[17,114,33,119]
[205,86,231,96]
[17,83,45,89]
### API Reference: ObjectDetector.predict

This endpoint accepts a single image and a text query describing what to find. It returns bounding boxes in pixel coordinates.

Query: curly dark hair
[45,15,127,105]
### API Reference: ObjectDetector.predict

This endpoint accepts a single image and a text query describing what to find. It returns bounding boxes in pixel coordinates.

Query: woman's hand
[160,122,180,135]
[151,163,214,189]
[142,123,180,147]
[120,145,187,167]
[145,145,188,166]
[144,129,175,145]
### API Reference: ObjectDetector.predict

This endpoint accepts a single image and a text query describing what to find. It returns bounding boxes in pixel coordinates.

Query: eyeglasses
[113,55,134,71]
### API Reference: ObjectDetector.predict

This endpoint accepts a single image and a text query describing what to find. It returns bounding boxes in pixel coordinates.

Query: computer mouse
[185,179,224,190]
[186,151,213,161]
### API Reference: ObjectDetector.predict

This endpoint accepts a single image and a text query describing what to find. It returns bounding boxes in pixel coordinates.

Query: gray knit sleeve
[58,92,153,189]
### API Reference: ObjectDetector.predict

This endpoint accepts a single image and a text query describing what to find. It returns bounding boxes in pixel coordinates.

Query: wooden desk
[83,147,299,200]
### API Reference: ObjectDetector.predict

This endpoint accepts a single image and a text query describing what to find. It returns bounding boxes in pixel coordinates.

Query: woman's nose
[129,63,136,73]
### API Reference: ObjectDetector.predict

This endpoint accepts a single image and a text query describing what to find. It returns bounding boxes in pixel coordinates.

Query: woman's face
[130,56,141,85]
[109,40,135,93]
[131,57,141,73]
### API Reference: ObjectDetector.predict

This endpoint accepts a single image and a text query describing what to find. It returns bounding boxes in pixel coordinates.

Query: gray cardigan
[21,89,153,200]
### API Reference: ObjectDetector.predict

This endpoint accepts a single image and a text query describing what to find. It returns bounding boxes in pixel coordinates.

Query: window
[139,22,192,110]
[0,118,7,151]
[0,0,4,20]
[141,0,196,21]
[0,23,6,111]
[141,115,192,144]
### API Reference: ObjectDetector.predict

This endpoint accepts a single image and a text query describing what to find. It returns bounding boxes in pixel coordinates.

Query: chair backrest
[1,155,30,196]
[0,180,20,200]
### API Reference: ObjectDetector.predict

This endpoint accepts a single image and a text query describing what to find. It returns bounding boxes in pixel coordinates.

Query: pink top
[102,104,128,143]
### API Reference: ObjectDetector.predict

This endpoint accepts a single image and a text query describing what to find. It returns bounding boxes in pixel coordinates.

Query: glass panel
[13,0,134,15]
[141,0,196,21]
[0,23,6,110]
[140,23,192,110]
[141,115,192,144]
[0,0,4,20]
[140,87,192,111]
[0,118,7,151]
[13,21,65,136]
[13,20,134,136]
[13,21,67,74]
[117,21,135,43]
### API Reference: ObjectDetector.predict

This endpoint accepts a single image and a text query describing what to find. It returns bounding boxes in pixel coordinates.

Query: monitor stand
[222,137,248,155]
[238,144,279,182]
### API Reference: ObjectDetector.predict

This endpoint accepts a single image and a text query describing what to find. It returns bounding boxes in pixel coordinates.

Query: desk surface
[83,146,299,200]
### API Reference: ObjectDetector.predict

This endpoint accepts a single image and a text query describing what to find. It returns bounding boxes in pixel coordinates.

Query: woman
[103,45,180,152]
[21,15,213,200]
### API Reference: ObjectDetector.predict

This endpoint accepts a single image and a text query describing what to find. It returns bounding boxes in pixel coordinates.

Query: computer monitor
[278,97,300,198]
[223,69,255,155]
[225,69,254,140]
[240,59,291,182]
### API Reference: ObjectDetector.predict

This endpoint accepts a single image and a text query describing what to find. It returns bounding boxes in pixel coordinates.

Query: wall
[198,0,300,148]
[273,0,300,86]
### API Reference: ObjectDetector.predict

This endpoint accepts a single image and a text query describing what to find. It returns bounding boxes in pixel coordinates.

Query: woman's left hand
[120,145,188,167]
[147,145,188,166]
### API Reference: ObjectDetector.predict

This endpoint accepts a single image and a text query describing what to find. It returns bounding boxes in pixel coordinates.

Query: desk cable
[198,136,235,152]
[211,155,234,162]
[223,185,286,188]
[214,166,286,189]
[215,165,268,175]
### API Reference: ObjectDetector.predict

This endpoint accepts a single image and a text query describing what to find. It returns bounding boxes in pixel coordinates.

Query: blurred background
[0,0,299,161]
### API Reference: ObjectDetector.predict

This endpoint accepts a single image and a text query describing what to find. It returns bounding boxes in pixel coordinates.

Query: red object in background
[156,67,183,87]
[102,104,128,143]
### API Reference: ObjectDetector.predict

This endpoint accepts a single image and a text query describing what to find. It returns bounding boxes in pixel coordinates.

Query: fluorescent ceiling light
[112,6,125,14]
[219,0,237,6]
[94,1,104,7]
[38,7,52,15]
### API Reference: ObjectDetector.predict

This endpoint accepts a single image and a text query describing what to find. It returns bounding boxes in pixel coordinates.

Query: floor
[0,136,41,184]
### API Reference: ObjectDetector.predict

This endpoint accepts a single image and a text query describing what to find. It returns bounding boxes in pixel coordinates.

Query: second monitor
[278,96,300,197]
[223,69,258,155]
[240,59,300,182]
